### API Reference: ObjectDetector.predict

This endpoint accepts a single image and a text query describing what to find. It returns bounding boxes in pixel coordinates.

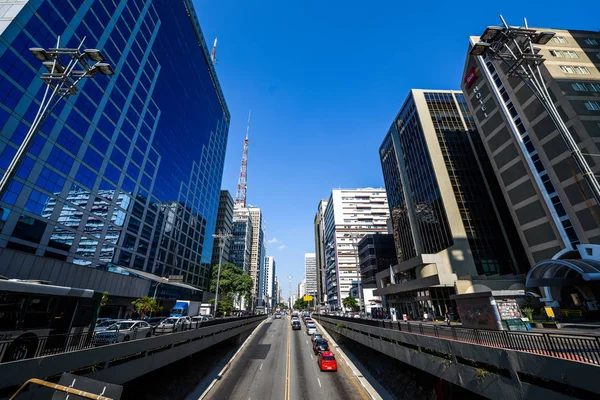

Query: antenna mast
[235,110,251,207]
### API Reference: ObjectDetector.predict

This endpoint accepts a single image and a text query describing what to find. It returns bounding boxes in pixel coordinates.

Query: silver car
[190,315,209,328]
[94,319,121,333]
[92,321,152,345]
[154,317,191,335]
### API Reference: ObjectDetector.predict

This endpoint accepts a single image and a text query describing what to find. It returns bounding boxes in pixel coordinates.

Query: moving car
[291,316,300,325]
[311,332,324,343]
[318,351,337,371]
[154,317,191,335]
[292,320,302,330]
[92,320,152,345]
[274,313,282,319]
[313,339,330,354]
[306,323,317,335]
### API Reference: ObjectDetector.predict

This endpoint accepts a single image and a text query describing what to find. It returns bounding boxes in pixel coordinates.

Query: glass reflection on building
[0,0,230,291]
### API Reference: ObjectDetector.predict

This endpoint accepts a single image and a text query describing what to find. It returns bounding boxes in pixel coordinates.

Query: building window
[584,101,600,111]
[550,36,568,44]
[572,83,588,91]
[550,50,578,58]
[596,53,600,60]
[560,65,590,74]
[584,38,599,46]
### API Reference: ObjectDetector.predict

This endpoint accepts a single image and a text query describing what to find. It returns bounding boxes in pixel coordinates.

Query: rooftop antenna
[211,37,218,65]
[235,110,251,207]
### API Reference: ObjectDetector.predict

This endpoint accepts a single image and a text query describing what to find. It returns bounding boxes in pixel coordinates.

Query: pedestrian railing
[0,315,258,365]
[316,314,600,365]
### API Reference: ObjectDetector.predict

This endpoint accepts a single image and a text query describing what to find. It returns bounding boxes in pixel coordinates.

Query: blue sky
[194,1,599,301]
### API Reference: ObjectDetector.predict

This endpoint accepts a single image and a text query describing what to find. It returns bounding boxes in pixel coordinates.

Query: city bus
[0,278,102,363]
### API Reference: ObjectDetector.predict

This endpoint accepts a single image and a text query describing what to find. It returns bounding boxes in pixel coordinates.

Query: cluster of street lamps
[213,231,233,316]
[0,36,115,199]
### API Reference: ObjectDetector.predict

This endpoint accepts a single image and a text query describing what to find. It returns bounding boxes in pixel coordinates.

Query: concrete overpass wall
[315,315,599,400]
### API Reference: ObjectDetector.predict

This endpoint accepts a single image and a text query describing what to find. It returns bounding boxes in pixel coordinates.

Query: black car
[292,320,302,330]
[313,339,329,354]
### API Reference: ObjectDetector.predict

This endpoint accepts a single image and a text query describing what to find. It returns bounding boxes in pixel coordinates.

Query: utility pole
[213,232,233,317]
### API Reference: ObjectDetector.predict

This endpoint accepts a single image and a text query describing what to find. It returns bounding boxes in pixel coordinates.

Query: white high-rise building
[298,279,306,299]
[305,253,317,298]
[323,188,389,310]
[264,256,276,308]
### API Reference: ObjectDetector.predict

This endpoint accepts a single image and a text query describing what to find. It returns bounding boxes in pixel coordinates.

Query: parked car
[313,339,330,354]
[154,317,191,335]
[96,317,112,326]
[317,351,337,371]
[94,319,121,333]
[292,320,302,330]
[306,323,317,335]
[311,332,324,343]
[92,321,152,345]
[146,317,166,331]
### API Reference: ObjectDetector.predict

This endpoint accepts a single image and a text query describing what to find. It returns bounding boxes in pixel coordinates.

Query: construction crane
[235,110,251,207]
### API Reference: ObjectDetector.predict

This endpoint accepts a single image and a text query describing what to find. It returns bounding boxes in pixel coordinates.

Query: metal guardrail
[0,316,257,364]
[316,314,600,365]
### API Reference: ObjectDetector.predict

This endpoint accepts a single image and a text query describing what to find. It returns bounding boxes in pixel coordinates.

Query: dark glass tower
[0,0,229,290]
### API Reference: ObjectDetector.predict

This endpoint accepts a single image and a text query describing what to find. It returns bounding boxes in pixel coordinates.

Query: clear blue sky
[194,0,599,301]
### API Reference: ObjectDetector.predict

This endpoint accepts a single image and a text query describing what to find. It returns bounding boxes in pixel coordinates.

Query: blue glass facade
[0,0,230,290]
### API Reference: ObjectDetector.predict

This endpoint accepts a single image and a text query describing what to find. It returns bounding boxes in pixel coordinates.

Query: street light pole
[150,277,168,318]
[470,16,600,216]
[0,37,115,200]
[213,232,233,317]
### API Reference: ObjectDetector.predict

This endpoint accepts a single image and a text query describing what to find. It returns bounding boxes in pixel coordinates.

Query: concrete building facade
[248,207,265,308]
[324,189,390,310]
[314,200,328,305]
[461,29,600,311]
[264,255,276,308]
[211,190,234,266]
[376,90,528,319]
[230,207,252,274]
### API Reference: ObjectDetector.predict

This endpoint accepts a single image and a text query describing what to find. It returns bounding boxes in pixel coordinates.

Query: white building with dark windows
[305,253,317,298]
[323,189,390,310]
[265,256,276,308]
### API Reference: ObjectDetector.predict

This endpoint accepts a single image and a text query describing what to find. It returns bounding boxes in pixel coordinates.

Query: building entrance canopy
[526,259,600,287]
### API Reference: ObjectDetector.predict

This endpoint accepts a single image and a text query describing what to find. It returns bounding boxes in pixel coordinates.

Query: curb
[312,317,382,400]
[198,317,268,399]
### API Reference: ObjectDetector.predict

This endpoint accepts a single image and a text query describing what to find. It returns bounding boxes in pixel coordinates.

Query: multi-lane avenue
[203,315,370,400]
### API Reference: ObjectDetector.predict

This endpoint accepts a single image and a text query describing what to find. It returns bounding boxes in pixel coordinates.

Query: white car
[92,321,152,345]
[154,317,191,335]
[190,315,209,328]
[306,324,317,335]
[94,319,122,333]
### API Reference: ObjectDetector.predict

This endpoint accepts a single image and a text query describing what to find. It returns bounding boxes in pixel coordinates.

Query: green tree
[100,291,109,308]
[342,296,358,311]
[132,297,162,318]
[209,297,234,316]
[210,262,254,309]
[294,298,308,310]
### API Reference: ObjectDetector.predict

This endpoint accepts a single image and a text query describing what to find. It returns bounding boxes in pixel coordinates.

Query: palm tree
[342,296,358,311]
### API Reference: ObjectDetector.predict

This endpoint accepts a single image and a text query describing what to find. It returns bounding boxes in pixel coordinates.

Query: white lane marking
[260,363,263,370]
[306,340,308,344]
[310,354,314,360]
[317,378,322,388]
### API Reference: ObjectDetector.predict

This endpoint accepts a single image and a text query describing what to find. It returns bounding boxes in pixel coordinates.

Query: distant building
[265,256,276,308]
[248,207,265,308]
[211,190,234,266]
[298,279,306,299]
[230,207,252,273]
[357,233,396,315]
[305,253,317,298]
[314,200,328,304]
[376,89,528,319]
[323,189,390,310]
[461,29,600,310]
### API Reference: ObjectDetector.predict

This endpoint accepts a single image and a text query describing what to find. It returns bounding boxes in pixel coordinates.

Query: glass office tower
[0,0,230,290]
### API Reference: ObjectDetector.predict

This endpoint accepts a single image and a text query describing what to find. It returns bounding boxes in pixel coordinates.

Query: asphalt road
[204,315,369,400]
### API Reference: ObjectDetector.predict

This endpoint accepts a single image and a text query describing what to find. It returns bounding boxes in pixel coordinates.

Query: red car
[317,351,337,371]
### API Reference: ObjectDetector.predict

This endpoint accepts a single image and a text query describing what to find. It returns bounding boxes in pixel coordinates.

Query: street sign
[303,295,313,302]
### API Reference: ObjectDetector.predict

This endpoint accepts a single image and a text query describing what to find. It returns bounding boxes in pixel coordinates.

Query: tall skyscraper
[0,0,229,291]
[264,255,276,307]
[305,253,317,298]
[211,190,234,266]
[230,207,252,273]
[376,89,528,318]
[297,279,306,299]
[314,200,328,304]
[248,207,265,307]
[461,29,600,308]
[323,189,390,310]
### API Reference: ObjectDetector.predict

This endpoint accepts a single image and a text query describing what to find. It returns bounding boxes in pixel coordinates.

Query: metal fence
[0,315,257,364]
[316,314,600,365]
